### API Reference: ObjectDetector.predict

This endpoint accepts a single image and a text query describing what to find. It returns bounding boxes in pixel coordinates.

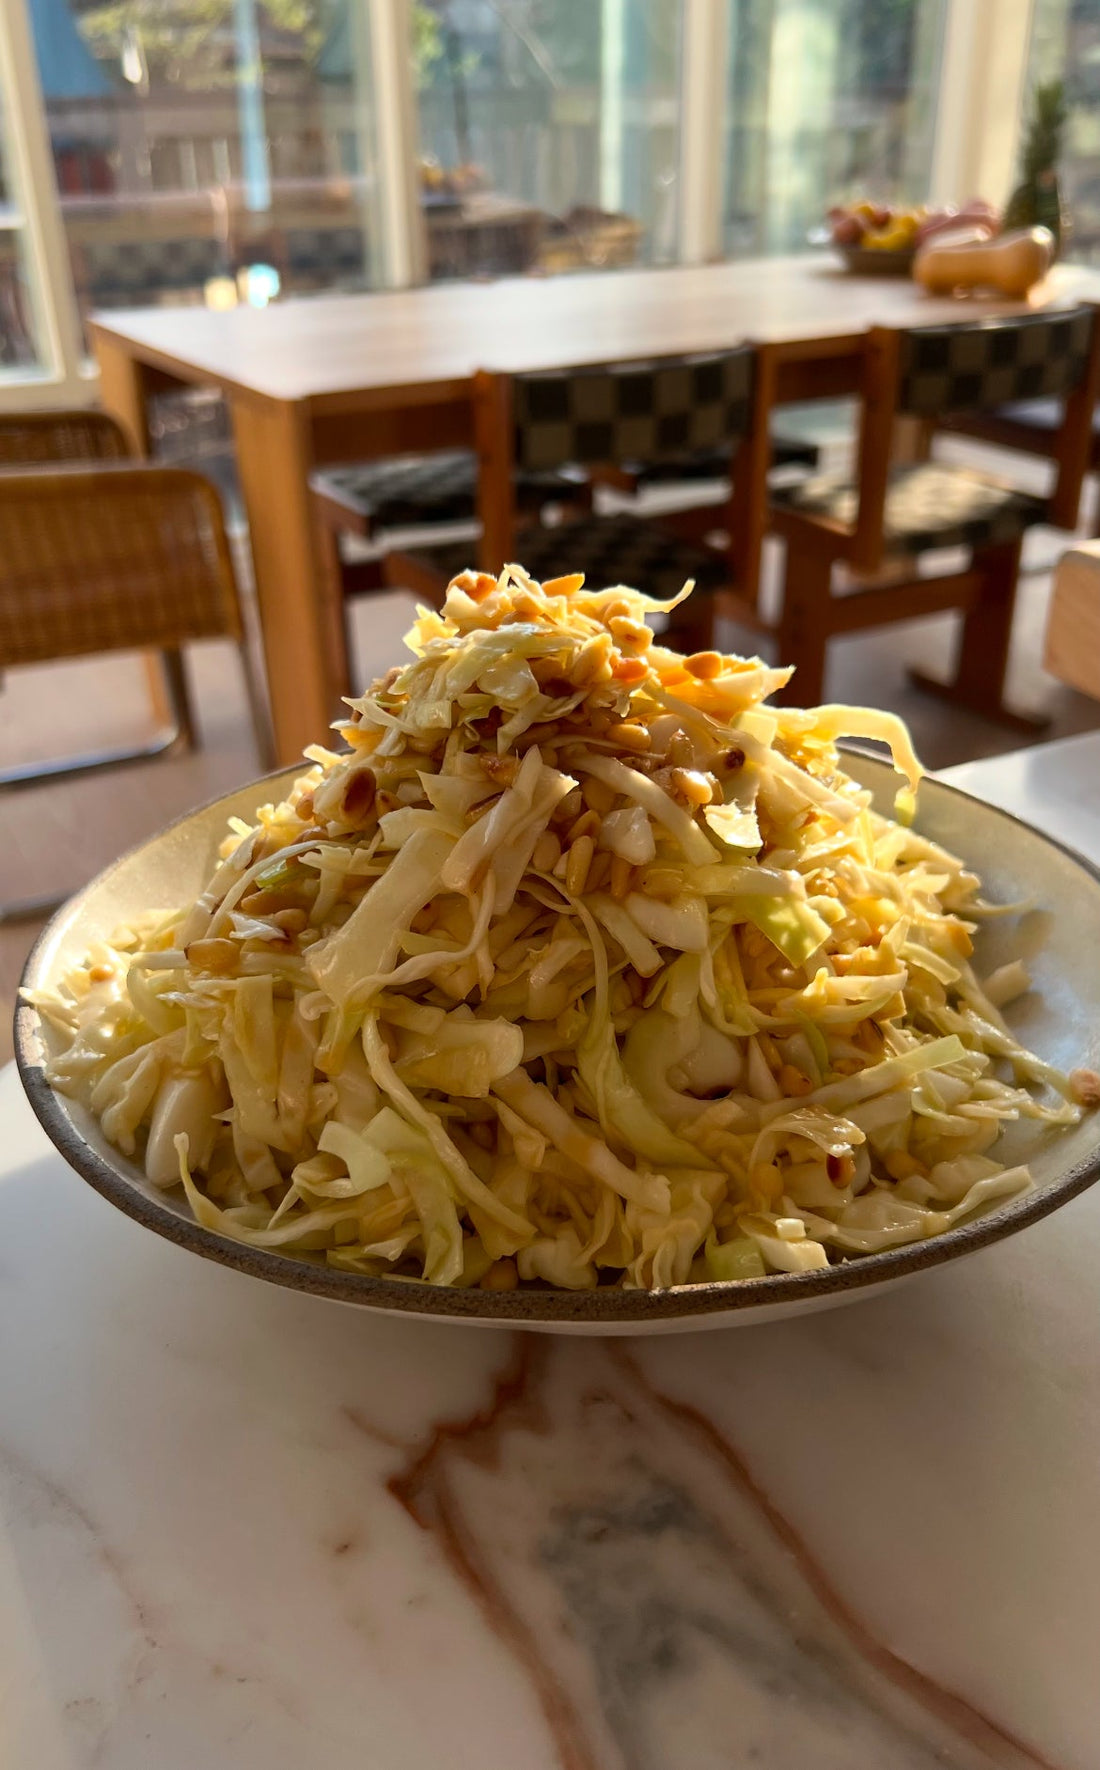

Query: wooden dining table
[90,253,1100,766]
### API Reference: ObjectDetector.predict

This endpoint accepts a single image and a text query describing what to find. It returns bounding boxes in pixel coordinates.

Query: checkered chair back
[0,465,244,669]
[285,228,367,283]
[0,409,129,467]
[897,307,1095,418]
[511,350,755,473]
[83,237,228,306]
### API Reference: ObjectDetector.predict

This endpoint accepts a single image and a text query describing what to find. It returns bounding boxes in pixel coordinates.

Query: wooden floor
[4,493,1100,1068]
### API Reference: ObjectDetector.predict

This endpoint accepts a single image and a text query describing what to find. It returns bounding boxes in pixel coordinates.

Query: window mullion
[368,0,427,289]
[677,0,728,266]
[930,0,1035,212]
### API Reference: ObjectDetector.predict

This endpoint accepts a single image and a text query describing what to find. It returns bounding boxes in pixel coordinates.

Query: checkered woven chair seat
[312,451,580,537]
[396,513,730,602]
[898,308,1093,417]
[774,463,1047,554]
[622,432,818,487]
[513,350,755,472]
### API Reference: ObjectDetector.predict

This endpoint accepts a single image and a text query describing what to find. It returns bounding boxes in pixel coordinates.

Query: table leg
[229,395,350,766]
[94,335,155,456]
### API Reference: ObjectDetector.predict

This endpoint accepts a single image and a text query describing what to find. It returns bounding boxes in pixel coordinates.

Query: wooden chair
[939,397,1100,534]
[310,449,592,661]
[0,463,272,792]
[765,306,1100,724]
[599,429,818,498]
[383,348,771,654]
[0,406,185,750]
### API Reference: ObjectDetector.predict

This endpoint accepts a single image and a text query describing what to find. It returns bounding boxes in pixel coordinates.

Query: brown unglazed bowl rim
[13,759,1100,1326]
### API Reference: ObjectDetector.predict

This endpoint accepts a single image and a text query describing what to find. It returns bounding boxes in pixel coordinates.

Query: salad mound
[32,567,1088,1292]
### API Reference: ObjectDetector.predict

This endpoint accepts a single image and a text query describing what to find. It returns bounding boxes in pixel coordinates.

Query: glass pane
[0,77,44,373]
[28,0,385,333]
[0,231,42,373]
[723,0,947,256]
[414,0,683,280]
[1024,1,1100,263]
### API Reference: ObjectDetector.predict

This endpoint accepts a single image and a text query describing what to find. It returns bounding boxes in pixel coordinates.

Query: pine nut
[567,808,600,843]
[612,720,651,753]
[565,834,595,896]
[573,634,614,684]
[339,767,376,822]
[777,1063,812,1098]
[587,851,612,892]
[582,777,616,815]
[610,855,635,900]
[479,1259,520,1291]
[671,767,713,806]
[640,866,681,900]
[552,788,583,825]
[609,615,653,655]
[481,754,518,785]
[884,1149,926,1181]
[750,1162,784,1201]
[186,937,238,974]
[532,831,561,872]
[1071,1067,1100,1107]
[685,650,723,679]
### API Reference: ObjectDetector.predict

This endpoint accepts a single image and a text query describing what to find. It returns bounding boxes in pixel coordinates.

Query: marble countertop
[3,733,1100,1770]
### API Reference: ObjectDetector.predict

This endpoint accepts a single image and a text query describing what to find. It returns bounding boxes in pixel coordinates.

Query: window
[413,0,683,280]
[1026,0,1100,263]
[0,0,1047,401]
[27,0,387,336]
[723,0,947,256]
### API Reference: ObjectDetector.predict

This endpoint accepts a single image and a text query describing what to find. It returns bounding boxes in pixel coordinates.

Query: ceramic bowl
[15,754,1100,1334]
[837,242,917,276]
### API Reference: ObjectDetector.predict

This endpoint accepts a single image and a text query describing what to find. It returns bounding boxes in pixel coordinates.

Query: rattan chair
[765,306,1100,723]
[0,408,131,466]
[0,462,272,795]
[383,349,770,653]
[0,406,181,769]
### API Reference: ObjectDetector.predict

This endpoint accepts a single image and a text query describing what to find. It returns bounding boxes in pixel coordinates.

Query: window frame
[0,0,90,408]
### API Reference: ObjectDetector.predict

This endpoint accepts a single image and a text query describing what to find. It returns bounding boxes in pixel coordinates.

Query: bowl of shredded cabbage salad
[16,568,1100,1329]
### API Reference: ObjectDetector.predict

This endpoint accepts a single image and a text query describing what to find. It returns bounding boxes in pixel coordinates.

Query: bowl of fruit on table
[823,200,1000,274]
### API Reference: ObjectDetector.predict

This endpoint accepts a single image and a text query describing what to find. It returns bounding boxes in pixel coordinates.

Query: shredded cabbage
[32,565,1090,1292]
